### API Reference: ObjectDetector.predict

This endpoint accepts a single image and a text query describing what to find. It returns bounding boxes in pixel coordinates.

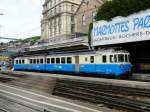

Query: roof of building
[75,0,105,15]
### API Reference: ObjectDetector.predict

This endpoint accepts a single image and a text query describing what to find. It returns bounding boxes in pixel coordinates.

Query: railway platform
[132,73,150,81]
[2,71,150,90]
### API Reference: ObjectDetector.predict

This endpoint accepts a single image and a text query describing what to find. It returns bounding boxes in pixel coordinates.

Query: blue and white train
[13,49,132,78]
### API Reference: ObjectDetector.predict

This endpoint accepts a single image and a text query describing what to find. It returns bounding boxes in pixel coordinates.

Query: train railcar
[13,49,132,78]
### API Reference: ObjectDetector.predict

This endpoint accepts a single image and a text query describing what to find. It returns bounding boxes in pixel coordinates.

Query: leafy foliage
[22,36,41,45]
[88,23,93,45]
[96,0,150,21]
[9,36,41,45]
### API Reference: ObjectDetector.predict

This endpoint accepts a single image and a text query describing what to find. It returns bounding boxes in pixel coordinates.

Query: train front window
[128,55,130,62]
[125,54,128,62]
[118,54,124,62]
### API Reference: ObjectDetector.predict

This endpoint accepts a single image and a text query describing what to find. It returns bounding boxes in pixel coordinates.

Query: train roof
[14,48,129,58]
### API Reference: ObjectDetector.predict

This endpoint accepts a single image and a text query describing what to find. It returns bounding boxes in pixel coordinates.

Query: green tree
[96,0,150,21]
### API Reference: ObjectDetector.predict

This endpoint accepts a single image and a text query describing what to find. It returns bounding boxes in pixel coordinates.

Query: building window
[58,16,61,34]
[71,5,74,12]
[59,5,61,12]
[71,16,74,23]
[71,24,75,33]
[55,8,57,14]
[82,15,86,25]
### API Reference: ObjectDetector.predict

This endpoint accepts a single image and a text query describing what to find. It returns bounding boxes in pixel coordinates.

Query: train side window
[30,59,33,64]
[90,56,94,63]
[40,59,43,64]
[110,55,113,63]
[37,59,39,64]
[114,55,117,62]
[22,60,25,64]
[51,58,55,64]
[102,55,107,63]
[56,58,60,64]
[16,60,18,64]
[67,57,72,64]
[85,57,88,62]
[128,55,130,62]
[118,54,124,62]
[19,60,22,64]
[61,57,66,64]
[33,59,36,64]
[47,58,50,64]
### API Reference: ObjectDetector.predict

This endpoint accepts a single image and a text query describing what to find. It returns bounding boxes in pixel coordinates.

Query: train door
[75,56,80,73]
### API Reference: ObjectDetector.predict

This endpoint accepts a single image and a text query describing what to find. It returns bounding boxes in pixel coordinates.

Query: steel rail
[53,79,150,112]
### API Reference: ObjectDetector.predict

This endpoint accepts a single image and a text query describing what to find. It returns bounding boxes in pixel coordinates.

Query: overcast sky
[0,0,44,42]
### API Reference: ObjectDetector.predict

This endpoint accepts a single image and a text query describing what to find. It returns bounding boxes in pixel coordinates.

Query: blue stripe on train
[46,64,75,72]
[14,64,45,71]
[14,64,132,76]
[80,64,132,76]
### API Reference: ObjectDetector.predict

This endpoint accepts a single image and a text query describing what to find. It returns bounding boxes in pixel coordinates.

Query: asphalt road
[0,83,104,112]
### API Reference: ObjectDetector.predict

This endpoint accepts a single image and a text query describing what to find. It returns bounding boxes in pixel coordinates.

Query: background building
[41,0,81,43]
[75,0,108,34]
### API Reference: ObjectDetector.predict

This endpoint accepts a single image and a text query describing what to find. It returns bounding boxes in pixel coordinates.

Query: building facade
[75,0,109,34]
[41,0,81,43]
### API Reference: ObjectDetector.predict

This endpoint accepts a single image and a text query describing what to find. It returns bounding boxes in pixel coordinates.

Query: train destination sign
[92,10,150,46]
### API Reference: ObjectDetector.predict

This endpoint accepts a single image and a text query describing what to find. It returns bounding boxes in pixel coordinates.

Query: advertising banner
[92,10,150,46]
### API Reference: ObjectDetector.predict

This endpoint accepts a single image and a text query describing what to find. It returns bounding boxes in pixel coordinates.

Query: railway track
[0,95,46,112]
[53,79,150,112]
[1,71,150,111]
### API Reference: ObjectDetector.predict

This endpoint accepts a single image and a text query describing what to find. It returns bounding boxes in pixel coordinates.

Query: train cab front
[117,54,132,77]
